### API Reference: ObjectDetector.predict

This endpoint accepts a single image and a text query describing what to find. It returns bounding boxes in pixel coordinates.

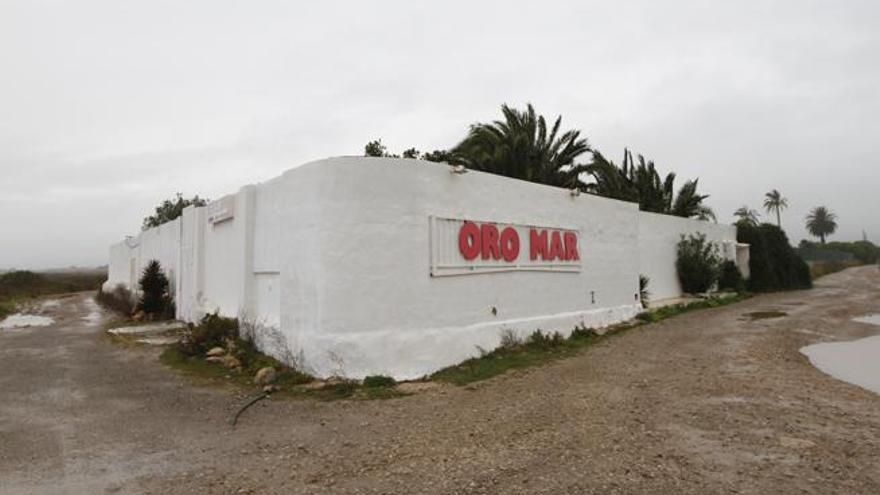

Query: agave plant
[452,104,591,189]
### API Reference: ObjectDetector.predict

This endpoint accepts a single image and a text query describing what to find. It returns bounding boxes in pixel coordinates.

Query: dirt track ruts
[1,266,879,494]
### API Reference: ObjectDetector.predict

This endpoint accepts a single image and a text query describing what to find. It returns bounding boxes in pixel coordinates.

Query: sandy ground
[1,266,879,495]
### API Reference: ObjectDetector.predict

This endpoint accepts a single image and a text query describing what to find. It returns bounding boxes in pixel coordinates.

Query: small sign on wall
[429,216,581,276]
[207,196,235,224]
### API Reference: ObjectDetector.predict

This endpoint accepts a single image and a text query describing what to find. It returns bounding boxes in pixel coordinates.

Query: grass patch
[0,299,16,320]
[432,293,752,386]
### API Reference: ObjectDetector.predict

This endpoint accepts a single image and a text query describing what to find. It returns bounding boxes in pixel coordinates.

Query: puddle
[801,336,880,395]
[853,314,880,326]
[744,310,788,321]
[0,314,55,330]
[41,299,61,309]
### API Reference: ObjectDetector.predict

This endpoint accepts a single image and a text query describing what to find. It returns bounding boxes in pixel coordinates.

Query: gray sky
[2,0,878,269]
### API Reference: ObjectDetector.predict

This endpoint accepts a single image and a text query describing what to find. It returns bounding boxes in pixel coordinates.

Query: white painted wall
[637,211,738,303]
[105,156,745,379]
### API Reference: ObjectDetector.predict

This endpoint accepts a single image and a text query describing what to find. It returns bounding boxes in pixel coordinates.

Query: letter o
[459,221,481,260]
[500,227,520,262]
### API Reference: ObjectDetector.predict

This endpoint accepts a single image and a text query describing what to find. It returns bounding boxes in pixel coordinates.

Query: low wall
[105,157,743,379]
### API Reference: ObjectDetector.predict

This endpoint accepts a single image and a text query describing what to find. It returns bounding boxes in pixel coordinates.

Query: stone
[221,355,242,371]
[206,347,225,357]
[263,384,280,393]
[132,310,145,322]
[254,367,278,385]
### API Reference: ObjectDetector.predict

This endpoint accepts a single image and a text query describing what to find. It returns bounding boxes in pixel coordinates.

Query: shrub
[737,223,811,291]
[363,375,396,388]
[137,260,172,319]
[569,325,596,340]
[95,284,135,316]
[499,328,522,349]
[180,312,239,356]
[525,330,564,349]
[676,233,721,294]
[717,261,746,292]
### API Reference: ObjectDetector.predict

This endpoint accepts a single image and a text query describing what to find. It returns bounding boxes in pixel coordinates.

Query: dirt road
[2,267,879,494]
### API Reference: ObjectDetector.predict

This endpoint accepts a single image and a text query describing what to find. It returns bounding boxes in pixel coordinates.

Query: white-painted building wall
[105,157,744,379]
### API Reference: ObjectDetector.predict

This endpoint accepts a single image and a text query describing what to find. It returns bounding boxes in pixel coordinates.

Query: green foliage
[763,189,788,227]
[362,375,396,388]
[364,139,388,157]
[800,240,879,265]
[452,103,591,189]
[143,193,208,230]
[95,284,135,316]
[137,260,172,319]
[718,261,746,292]
[733,206,760,227]
[585,149,714,220]
[676,233,721,294]
[737,223,811,291]
[805,206,838,244]
[180,312,239,356]
[422,149,455,163]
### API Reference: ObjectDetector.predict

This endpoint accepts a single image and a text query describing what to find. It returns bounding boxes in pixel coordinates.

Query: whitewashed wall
[105,156,743,379]
[637,211,738,303]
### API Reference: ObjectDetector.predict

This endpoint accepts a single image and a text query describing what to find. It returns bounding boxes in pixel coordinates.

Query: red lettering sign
[460,222,579,263]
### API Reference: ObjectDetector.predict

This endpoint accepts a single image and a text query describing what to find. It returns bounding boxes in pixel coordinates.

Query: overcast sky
[1,0,878,269]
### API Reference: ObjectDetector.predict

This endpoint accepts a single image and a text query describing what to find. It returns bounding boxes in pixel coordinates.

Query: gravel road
[1,266,879,494]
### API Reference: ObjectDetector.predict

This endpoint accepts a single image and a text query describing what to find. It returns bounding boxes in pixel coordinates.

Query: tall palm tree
[763,189,788,228]
[805,206,838,244]
[452,104,591,189]
[733,206,760,226]
[584,149,713,220]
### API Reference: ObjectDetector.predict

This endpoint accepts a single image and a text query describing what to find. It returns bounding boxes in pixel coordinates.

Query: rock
[206,356,225,363]
[206,347,225,357]
[221,355,242,371]
[263,384,280,393]
[254,367,278,385]
[303,380,326,390]
[132,310,145,322]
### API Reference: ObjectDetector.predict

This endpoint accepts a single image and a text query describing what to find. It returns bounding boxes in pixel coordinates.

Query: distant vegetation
[142,193,208,230]
[364,103,714,220]
[0,269,106,319]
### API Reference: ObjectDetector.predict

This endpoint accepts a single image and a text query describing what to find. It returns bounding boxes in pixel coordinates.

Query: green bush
[137,260,172,319]
[180,312,239,356]
[717,261,745,292]
[363,375,396,388]
[676,233,721,294]
[737,223,811,291]
[639,275,650,308]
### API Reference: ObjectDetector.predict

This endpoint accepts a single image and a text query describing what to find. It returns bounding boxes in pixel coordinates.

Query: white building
[105,157,748,379]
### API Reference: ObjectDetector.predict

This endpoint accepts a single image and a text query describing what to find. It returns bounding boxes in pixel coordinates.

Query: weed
[363,375,396,388]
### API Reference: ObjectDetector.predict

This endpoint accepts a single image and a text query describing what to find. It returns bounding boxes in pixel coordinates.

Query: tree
[364,139,388,157]
[401,148,420,159]
[137,260,171,319]
[805,206,838,244]
[584,149,714,220]
[763,189,788,228]
[143,194,208,230]
[452,103,591,189]
[733,206,760,227]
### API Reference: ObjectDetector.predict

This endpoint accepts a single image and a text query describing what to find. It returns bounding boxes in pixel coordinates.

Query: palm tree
[763,189,788,228]
[805,206,838,244]
[584,149,713,220]
[733,206,760,226]
[452,104,591,189]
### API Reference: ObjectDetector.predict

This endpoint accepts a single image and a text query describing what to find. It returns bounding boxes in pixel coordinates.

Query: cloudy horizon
[2,0,878,270]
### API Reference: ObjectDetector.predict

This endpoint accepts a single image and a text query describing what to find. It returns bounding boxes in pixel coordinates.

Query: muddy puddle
[800,314,880,395]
